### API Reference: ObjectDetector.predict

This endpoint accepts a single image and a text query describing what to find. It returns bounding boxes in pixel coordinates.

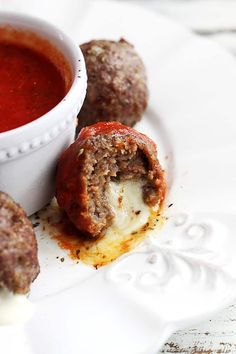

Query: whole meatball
[0,192,40,294]
[77,39,148,132]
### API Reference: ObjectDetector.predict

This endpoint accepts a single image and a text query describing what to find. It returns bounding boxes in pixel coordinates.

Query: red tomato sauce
[79,121,157,150]
[0,42,66,133]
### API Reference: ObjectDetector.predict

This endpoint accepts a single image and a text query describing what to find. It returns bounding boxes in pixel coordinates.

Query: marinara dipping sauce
[0,41,66,133]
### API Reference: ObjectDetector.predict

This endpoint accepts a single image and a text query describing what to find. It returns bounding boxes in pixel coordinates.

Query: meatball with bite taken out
[56,122,165,239]
[77,39,148,133]
[0,192,40,294]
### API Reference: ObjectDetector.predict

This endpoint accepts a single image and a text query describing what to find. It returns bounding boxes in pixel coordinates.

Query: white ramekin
[0,12,87,215]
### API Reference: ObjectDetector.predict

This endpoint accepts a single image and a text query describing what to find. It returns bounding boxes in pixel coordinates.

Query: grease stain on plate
[37,197,165,269]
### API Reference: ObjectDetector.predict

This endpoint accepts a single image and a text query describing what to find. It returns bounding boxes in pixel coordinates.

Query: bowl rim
[0,11,86,140]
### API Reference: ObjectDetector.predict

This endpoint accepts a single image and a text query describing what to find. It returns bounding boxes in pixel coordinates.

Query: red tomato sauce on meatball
[0,42,65,133]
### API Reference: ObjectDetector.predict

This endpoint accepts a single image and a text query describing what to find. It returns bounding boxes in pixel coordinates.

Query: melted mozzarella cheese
[42,180,161,267]
[106,180,151,236]
[0,289,33,325]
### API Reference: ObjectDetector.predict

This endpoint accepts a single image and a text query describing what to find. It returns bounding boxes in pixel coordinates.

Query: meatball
[77,39,148,132]
[0,192,40,294]
[56,122,165,238]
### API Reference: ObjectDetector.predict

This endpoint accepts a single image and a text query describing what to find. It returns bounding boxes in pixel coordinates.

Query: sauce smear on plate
[0,42,65,133]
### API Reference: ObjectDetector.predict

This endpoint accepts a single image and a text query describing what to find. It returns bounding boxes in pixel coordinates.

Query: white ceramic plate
[2,1,236,354]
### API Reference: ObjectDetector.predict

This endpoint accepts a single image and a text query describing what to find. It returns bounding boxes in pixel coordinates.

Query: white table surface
[128,0,236,55]
[122,1,236,352]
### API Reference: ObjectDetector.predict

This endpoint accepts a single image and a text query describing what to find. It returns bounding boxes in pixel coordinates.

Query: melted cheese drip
[106,180,151,237]
[41,180,163,267]
[0,289,33,325]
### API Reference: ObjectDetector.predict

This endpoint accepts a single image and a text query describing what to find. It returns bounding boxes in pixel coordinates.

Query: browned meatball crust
[77,39,148,132]
[0,192,40,294]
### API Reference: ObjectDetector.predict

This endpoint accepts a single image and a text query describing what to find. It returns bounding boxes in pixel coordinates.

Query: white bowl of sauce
[0,12,87,215]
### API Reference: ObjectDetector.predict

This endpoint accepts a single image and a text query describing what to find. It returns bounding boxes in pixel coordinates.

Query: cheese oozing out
[41,180,160,267]
[106,180,152,237]
[0,289,33,325]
